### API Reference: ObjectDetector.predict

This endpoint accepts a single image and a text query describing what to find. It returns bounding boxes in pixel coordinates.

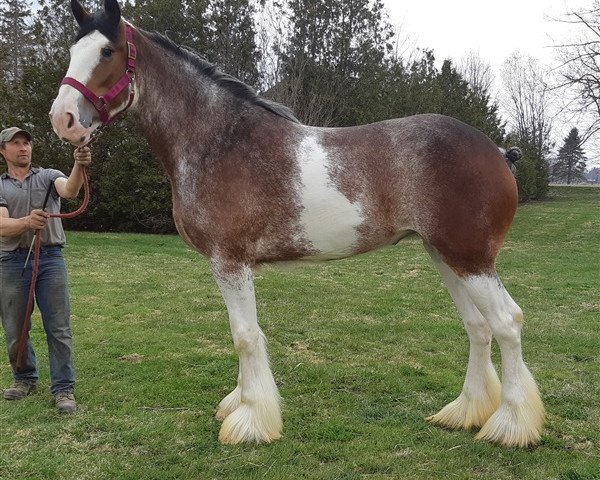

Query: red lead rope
[15,168,90,371]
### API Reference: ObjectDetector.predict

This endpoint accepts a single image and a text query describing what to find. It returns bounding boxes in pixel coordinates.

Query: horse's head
[50,0,136,146]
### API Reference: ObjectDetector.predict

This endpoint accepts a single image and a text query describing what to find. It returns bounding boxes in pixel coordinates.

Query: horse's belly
[295,169,364,259]
[297,200,363,260]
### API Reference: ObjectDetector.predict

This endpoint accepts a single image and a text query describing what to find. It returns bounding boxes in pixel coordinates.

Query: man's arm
[54,146,92,199]
[0,206,49,238]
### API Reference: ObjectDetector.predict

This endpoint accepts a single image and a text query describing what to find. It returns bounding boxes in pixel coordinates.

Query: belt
[10,244,63,253]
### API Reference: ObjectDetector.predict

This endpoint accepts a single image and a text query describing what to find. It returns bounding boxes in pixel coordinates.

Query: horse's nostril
[67,112,75,129]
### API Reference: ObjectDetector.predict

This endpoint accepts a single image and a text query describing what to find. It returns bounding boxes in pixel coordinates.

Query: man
[0,126,91,413]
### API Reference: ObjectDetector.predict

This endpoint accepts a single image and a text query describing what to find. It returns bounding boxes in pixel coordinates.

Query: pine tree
[125,0,196,47]
[0,0,32,82]
[272,0,394,126]
[0,0,33,127]
[552,127,587,184]
[204,0,260,86]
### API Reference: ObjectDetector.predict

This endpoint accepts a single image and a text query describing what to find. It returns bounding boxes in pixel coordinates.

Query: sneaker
[54,391,77,414]
[3,381,36,400]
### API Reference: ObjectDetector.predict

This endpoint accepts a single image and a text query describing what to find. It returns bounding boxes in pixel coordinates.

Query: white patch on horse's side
[295,133,363,259]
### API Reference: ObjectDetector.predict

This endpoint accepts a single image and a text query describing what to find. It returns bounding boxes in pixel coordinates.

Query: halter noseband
[61,23,137,126]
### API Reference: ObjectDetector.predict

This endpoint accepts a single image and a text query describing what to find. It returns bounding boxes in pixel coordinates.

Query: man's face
[0,133,32,168]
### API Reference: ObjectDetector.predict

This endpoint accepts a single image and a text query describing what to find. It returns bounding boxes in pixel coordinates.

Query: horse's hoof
[218,404,282,444]
[475,401,544,447]
[427,379,501,430]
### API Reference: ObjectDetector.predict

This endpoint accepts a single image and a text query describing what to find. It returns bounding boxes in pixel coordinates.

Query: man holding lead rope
[0,126,91,413]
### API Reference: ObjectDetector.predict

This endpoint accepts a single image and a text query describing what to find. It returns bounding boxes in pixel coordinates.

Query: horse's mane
[144,31,300,124]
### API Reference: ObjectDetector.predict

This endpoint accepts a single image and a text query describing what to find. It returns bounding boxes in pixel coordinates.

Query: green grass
[0,185,598,480]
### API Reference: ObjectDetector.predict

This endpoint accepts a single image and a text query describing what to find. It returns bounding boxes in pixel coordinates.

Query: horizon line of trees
[0,0,592,233]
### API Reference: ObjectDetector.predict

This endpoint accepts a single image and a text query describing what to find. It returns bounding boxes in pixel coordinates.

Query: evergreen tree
[0,0,33,127]
[0,0,32,83]
[272,0,394,126]
[552,127,587,184]
[204,0,260,86]
[125,0,196,46]
[434,60,504,142]
[382,52,504,143]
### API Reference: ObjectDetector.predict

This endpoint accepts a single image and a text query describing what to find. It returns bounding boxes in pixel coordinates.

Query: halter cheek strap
[61,23,137,126]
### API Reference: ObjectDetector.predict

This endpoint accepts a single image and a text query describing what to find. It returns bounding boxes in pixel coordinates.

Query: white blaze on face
[296,134,363,258]
[68,31,109,84]
[50,31,111,142]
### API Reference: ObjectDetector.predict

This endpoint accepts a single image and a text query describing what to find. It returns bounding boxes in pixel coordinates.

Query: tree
[0,0,34,126]
[551,127,587,184]
[125,0,196,46]
[204,0,260,85]
[380,51,504,143]
[501,54,553,199]
[459,51,494,102]
[0,0,32,83]
[270,0,394,126]
[556,1,600,142]
[435,59,504,143]
[586,166,600,183]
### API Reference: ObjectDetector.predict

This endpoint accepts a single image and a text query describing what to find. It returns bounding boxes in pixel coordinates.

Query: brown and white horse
[50,0,544,447]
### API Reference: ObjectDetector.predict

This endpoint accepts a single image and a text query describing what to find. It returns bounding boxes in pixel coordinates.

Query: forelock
[75,11,120,42]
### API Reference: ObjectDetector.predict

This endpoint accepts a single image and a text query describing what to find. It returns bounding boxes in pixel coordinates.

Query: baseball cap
[0,127,32,143]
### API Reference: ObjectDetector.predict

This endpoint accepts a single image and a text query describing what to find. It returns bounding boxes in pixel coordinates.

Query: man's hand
[73,146,92,168]
[27,209,50,230]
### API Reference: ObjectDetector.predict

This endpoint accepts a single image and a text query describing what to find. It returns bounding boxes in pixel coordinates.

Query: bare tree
[459,51,494,99]
[501,53,555,159]
[255,0,290,92]
[555,1,600,143]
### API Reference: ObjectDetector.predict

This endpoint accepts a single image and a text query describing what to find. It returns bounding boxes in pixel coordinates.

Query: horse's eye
[101,47,114,59]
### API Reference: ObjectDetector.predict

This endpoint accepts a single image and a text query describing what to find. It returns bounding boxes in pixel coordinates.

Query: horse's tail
[499,146,522,174]
[504,147,522,165]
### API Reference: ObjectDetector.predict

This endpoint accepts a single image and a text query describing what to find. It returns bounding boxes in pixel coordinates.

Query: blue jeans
[0,246,75,394]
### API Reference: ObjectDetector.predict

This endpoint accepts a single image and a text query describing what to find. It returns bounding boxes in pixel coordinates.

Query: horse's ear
[104,0,121,24]
[71,0,89,26]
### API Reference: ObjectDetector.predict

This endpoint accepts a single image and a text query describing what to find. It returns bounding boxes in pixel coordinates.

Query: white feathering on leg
[427,362,501,429]
[476,363,544,447]
[216,385,241,421]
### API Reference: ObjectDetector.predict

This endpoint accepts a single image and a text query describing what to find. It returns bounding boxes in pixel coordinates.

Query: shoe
[54,391,77,414]
[3,381,36,400]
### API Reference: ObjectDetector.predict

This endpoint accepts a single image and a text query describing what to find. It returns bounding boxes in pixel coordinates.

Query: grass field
[0,186,598,480]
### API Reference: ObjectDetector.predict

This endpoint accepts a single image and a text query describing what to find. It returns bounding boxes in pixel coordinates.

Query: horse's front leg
[211,259,282,444]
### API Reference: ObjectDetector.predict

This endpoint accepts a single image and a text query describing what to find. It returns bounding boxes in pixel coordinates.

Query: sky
[381,0,599,165]
[382,0,588,72]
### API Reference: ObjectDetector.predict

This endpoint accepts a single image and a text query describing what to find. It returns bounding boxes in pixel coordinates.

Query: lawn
[0,186,598,480]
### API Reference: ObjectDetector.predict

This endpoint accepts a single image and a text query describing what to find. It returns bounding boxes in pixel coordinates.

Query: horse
[49,0,544,448]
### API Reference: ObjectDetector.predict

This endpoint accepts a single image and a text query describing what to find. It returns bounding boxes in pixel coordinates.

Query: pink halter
[61,23,137,126]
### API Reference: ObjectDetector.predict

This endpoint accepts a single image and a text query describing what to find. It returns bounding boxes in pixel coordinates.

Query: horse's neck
[131,35,237,177]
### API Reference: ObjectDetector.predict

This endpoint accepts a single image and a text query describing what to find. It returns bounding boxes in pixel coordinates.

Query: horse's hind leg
[426,252,501,430]
[463,275,544,447]
[211,260,282,444]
